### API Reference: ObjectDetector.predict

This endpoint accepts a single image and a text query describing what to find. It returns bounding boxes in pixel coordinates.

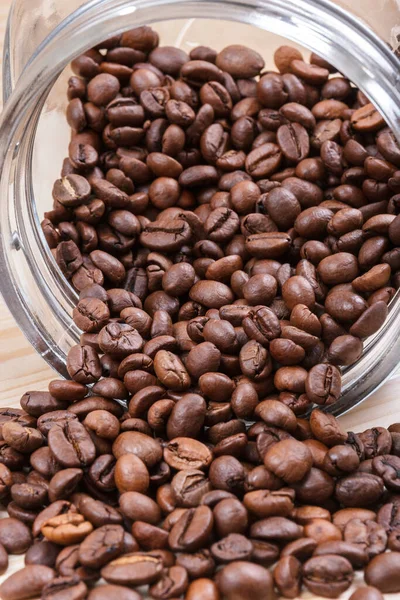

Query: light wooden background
[1,0,400,595]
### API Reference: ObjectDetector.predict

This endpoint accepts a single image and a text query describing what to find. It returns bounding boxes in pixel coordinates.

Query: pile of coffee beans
[1,26,400,599]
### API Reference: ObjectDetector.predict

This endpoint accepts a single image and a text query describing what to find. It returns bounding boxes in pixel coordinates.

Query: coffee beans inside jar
[1,27,400,599]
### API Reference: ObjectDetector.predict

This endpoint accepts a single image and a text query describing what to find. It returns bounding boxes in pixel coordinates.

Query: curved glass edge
[0,0,400,414]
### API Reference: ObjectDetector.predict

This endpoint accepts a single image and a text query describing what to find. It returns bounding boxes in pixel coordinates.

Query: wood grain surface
[1,0,400,596]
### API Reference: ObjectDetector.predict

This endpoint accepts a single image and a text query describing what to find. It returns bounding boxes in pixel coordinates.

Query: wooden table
[1,0,400,595]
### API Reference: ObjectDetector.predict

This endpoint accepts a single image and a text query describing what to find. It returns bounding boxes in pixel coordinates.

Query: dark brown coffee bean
[24,540,60,568]
[351,104,385,132]
[244,488,294,519]
[343,518,387,560]
[246,232,291,259]
[48,380,87,402]
[335,472,384,507]
[209,533,252,564]
[10,482,47,509]
[175,549,215,579]
[250,516,303,543]
[41,575,87,600]
[305,364,341,405]
[106,455,145,496]
[48,420,96,468]
[164,437,212,471]
[358,427,392,459]
[186,578,219,600]
[88,584,140,600]
[215,44,264,78]
[216,560,274,600]
[153,350,191,391]
[246,143,282,178]
[52,175,91,208]
[168,505,213,551]
[277,122,310,163]
[2,421,43,453]
[349,588,384,600]
[0,565,55,600]
[101,552,163,586]
[112,430,162,468]
[77,524,124,569]
[98,323,143,357]
[303,555,353,597]
[365,552,400,592]
[264,438,313,483]
[0,517,32,554]
[66,344,102,384]
[262,188,301,230]
[290,60,329,84]
[208,455,245,494]
[273,555,302,598]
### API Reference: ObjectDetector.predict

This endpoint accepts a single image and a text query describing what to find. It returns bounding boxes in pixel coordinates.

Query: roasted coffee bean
[171,469,211,507]
[41,575,87,600]
[68,397,123,419]
[250,516,303,543]
[210,533,253,563]
[153,350,191,391]
[75,495,122,528]
[148,564,189,598]
[114,454,149,494]
[164,437,212,471]
[112,431,162,467]
[303,555,353,597]
[78,524,124,568]
[48,421,96,468]
[264,439,313,483]
[216,560,274,600]
[349,588,384,600]
[10,482,47,509]
[0,517,32,554]
[48,380,87,402]
[344,518,387,559]
[305,364,341,405]
[273,555,302,598]
[120,491,161,524]
[335,473,384,507]
[244,488,294,518]
[25,540,61,568]
[66,345,102,384]
[101,552,164,586]
[313,540,368,568]
[41,512,93,545]
[358,427,392,459]
[48,468,83,502]
[365,552,400,592]
[88,585,142,600]
[175,550,214,579]
[168,505,213,551]
[2,422,43,453]
[0,565,55,600]
[7,501,38,526]
[186,578,220,600]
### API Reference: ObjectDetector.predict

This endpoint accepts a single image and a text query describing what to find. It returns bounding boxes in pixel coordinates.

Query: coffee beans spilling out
[1,26,400,599]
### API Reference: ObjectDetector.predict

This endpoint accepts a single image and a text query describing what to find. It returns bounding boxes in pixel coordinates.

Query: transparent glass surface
[0,0,400,415]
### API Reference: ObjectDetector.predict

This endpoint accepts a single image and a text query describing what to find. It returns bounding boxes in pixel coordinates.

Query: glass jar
[0,0,399,415]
